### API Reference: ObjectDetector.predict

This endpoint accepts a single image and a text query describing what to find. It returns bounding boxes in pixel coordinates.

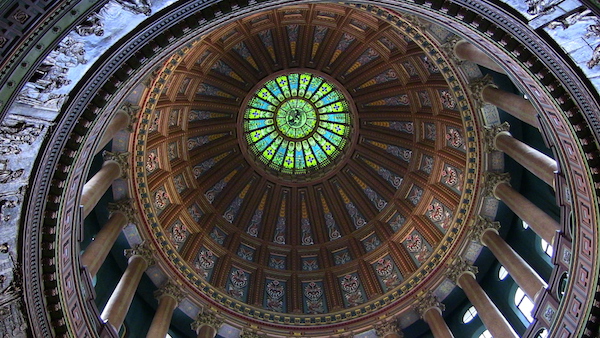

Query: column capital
[441,36,464,64]
[154,280,184,303]
[107,198,136,223]
[483,122,511,152]
[470,216,501,243]
[403,14,427,30]
[415,291,445,318]
[446,258,478,285]
[191,311,222,332]
[468,74,497,104]
[374,320,403,337]
[240,330,262,338]
[483,172,511,198]
[119,102,140,133]
[102,150,130,179]
[124,241,155,266]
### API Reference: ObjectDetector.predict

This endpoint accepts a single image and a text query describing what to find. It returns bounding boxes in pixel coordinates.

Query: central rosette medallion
[241,71,356,182]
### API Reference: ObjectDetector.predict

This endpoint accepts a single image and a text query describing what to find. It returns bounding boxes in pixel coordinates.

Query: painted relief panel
[209,226,227,245]
[301,256,319,271]
[269,254,287,270]
[226,268,251,303]
[372,255,403,292]
[420,154,434,175]
[441,164,464,193]
[167,220,189,251]
[387,210,406,233]
[362,232,382,252]
[194,247,217,282]
[302,281,327,314]
[426,199,453,232]
[402,230,433,266]
[333,248,352,266]
[146,148,160,174]
[264,279,287,312]
[445,126,466,152]
[187,203,203,223]
[152,185,170,214]
[236,244,255,262]
[339,273,367,307]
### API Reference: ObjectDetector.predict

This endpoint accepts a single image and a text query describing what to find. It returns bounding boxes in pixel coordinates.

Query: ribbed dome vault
[130,3,477,331]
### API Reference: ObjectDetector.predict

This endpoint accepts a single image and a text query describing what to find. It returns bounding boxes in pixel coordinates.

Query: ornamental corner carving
[120,102,140,132]
[441,36,464,64]
[414,291,445,318]
[102,150,130,179]
[446,258,478,285]
[191,311,222,331]
[374,320,402,337]
[483,172,511,198]
[124,241,155,266]
[483,122,510,152]
[75,12,104,37]
[469,216,501,243]
[154,280,184,303]
[468,74,497,105]
[107,198,136,223]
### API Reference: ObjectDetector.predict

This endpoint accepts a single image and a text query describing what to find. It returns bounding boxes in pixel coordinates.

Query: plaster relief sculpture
[115,0,152,16]
[75,12,104,37]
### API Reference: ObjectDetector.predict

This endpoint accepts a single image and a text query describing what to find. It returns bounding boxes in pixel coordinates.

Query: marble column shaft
[146,283,183,338]
[96,111,130,154]
[81,211,127,277]
[495,132,557,187]
[457,273,518,338]
[482,229,547,300]
[494,183,559,243]
[100,245,153,331]
[423,307,454,338]
[81,160,121,218]
[481,86,539,127]
[454,40,506,74]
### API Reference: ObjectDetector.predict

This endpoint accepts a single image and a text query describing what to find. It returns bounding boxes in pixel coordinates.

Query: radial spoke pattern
[244,72,352,177]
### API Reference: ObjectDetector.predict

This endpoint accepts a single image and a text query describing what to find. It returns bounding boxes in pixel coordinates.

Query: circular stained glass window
[242,72,354,181]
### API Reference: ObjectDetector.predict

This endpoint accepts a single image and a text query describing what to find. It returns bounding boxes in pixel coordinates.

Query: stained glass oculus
[243,72,353,179]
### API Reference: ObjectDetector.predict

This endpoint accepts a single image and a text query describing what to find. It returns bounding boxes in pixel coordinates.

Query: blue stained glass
[249,98,276,112]
[320,113,348,123]
[315,91,341,107]
[266,81,285,101]
[309,138,328,163]
[288,73,299,95]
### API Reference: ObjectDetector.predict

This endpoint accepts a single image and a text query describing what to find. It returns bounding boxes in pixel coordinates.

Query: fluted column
[471,217,547,300]
[484,173,559,243]
[81,199,135,278]
[374,320,403,338]
[191,311,222,338]
[470,75,538,127]
[415,292,454,338]
[484,122,557,186]
[101,242,154,331]
[447,259,517,338]
[448,38,506,74]
[147,281,184,338]
[96,103,139,153]
[81,151,129,217]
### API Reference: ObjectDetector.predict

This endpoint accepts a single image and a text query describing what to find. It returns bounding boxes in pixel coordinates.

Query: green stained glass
[244,72,353,180]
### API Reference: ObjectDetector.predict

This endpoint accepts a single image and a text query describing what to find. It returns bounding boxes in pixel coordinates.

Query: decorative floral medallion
[242,71,355,181]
